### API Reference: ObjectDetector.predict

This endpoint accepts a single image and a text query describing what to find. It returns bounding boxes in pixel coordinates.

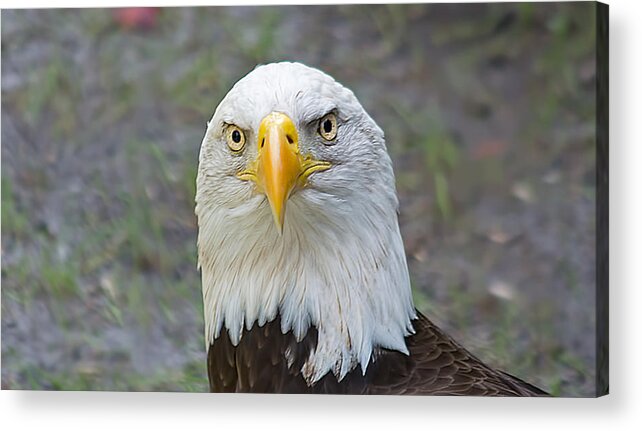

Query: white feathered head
[196,62,416,384]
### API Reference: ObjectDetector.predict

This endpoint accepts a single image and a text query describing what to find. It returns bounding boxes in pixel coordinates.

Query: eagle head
[196,62,416,384]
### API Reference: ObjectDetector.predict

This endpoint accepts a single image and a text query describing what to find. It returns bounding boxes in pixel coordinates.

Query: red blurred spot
[113,7,160,31]
[471,139,507,160]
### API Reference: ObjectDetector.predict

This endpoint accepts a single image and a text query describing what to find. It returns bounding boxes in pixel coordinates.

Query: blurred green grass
[2,3,597,395]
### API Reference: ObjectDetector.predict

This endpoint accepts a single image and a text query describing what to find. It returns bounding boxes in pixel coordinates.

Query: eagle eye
[318,113,337,142]
[226,125,246,152]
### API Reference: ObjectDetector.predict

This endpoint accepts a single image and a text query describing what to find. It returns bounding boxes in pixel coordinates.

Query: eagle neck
[198,188,417,384]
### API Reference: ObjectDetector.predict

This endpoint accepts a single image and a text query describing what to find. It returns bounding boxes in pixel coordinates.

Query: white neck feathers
[196,186,416,384]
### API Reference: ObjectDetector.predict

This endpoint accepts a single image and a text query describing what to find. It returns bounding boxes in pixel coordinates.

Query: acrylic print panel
[0,2,608,396]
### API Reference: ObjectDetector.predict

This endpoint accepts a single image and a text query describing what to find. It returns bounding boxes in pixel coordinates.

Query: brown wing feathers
[394,312,548,396]
[207,312,548,395]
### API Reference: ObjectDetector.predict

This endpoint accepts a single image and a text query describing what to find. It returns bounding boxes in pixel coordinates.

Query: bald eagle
[195,62,547,396]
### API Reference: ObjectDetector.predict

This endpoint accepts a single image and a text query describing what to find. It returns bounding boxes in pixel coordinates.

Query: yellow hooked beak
[237,112,331,232]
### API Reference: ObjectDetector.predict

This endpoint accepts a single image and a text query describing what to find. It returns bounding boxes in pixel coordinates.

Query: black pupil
[323,119,333,134]
[232,130,241,143]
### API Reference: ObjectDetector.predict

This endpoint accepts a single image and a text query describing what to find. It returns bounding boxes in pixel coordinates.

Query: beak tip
[267,201,285,235]
[274,214,284,235]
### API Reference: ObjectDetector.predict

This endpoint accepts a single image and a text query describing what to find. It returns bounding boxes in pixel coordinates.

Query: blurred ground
[1,3,597,395]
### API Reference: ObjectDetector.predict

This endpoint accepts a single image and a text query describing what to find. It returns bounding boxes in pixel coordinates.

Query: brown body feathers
[207,311,547,396]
